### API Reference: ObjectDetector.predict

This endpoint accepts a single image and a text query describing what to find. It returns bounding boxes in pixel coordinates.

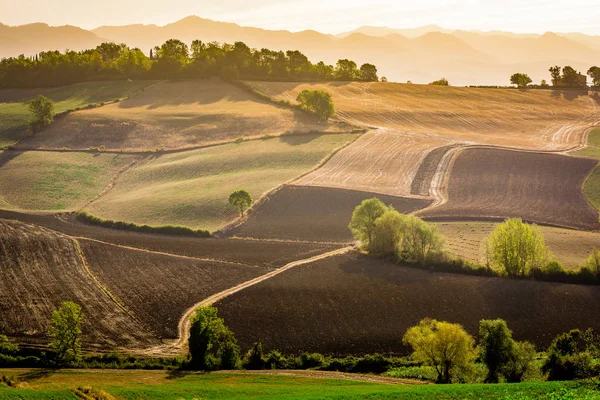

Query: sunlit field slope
[0,80,156,147]
[248,81,599,150]
[437,222,600,269]
[20,79,351,151]
[0,151,138,211]
[85,134,357,231]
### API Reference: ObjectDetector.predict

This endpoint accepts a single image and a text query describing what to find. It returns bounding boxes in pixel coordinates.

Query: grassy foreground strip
[75,210,211,237]
[1,369,599,400]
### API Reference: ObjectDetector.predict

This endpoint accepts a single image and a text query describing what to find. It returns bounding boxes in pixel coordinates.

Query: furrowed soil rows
[80,239,271,339]
[0,219,156,349]
[216,251,600,354]
[410,144,459,196]
[0,210,339,267]
[247,81,600,150]
[437,221,600,269]
[228,186,431,242]
[294,129,452,197]
[20,80,349,151]
[421,148,600,230]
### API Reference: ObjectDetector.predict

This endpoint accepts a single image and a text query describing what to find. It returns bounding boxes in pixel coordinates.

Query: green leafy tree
[403,318,476,383]
[502,341,537,383]
[510,73,532,88]
[359,63,378,81]
[28,94,55,132]
[478,319,516,383]
[369,208,404,256]
[485,218,550,277]
[562,66,579,87]
[381,76,388,82]
[583,250,600,279]
[48,301,85,366]
[188,305,240,370]
[400,215,444,263]
[543,329,596,381]
[335,59,358,80]
[0,334,19,355]
[549,66,561,86]
[348,198,389,248]
[296,90,335,121]
[429,78,449,86]
[228,189,253,217]
[588,66,600,87]
[153,39,189,65]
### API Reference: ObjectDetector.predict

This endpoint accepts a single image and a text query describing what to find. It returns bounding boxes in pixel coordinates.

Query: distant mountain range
[2,16,600,86]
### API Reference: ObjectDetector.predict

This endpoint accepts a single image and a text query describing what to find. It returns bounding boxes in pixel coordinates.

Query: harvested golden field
[248,82,600,196]
[21,80,350,151]
[436,222,600,269]
[421,148,600,230]
[248,81,600,150]
[0,219,156,349]
[217,251,600,354]
[85,134,356,231]
[0,151,138,212]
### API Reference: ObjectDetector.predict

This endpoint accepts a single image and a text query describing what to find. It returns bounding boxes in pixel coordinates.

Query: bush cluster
[75,210,211,237]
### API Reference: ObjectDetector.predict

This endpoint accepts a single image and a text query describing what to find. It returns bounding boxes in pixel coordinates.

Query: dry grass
[0,151,138,212]
[0,219,156,348]
[21,80,350,151]
[248,81,600,150]
[85,134,357,231]
[437,221,600,269]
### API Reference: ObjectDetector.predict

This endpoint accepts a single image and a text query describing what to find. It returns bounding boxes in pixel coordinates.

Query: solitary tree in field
[549,66,561,86]
[380,76,388,82]
[588,66,600,87]
[48,301,85,366]
[348,198,388,248]
[485,218,550,277]
[359,63,378,82]
[28,94,55,132]
[510,73,532,88]
[403,318,476,383]
[229,189,253,217]
[296,90,335,122]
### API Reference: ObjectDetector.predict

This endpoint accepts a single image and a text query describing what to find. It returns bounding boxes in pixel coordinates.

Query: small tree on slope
[229,189,253,217]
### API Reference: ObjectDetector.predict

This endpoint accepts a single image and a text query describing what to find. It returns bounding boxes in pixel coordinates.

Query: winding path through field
[142,245,354,356]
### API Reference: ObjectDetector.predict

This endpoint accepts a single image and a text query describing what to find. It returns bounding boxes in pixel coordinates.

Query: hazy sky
[2,0,600,35]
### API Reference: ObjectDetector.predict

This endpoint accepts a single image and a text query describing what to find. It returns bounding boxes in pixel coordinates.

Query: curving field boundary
[141,246,354,356]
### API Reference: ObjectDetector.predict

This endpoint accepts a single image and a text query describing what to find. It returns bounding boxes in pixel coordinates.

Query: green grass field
[573,127,600,159]
[0,80,157,147]
[0,151,137,211]
[85,133,357,232]
[0,369,598,399]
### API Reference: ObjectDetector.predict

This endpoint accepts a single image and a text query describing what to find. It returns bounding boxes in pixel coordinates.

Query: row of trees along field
[510,65,600,88]
[0,40,379,88]
[349,198,600,285]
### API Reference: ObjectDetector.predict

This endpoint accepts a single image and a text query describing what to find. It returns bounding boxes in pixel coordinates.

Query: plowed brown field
[0,219,157,349]
[80,239,271,339]
[20,80,349,151]
[421,148,600,230]
[216,251,600,355]
[227,186,430,242]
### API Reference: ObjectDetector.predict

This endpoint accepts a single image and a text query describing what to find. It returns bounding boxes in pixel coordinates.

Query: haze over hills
[1,16,600,85]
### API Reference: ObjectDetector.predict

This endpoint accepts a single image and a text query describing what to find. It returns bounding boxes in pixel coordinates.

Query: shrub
[543,329,598,380]
[348,198,388,249]
[501,341,537,383]
[228,189,253,217]
[403,318,477,383]
[243,342,265,370]
[298,352,327,369]
[368,209,404,256]
[399,215,444,263]
[485,218,550,277]
[28,94,55,132]
[0,335,18,355]
[478,319,516,383]
[296,90,335,121]
[429,78,449,86]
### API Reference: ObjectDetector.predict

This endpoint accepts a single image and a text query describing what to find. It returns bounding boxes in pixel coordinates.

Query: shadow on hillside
[18,369,56,382]
[166,370,207,379]
[278,132,321,146]
[0,149,21,169]
[550,89,588,101]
